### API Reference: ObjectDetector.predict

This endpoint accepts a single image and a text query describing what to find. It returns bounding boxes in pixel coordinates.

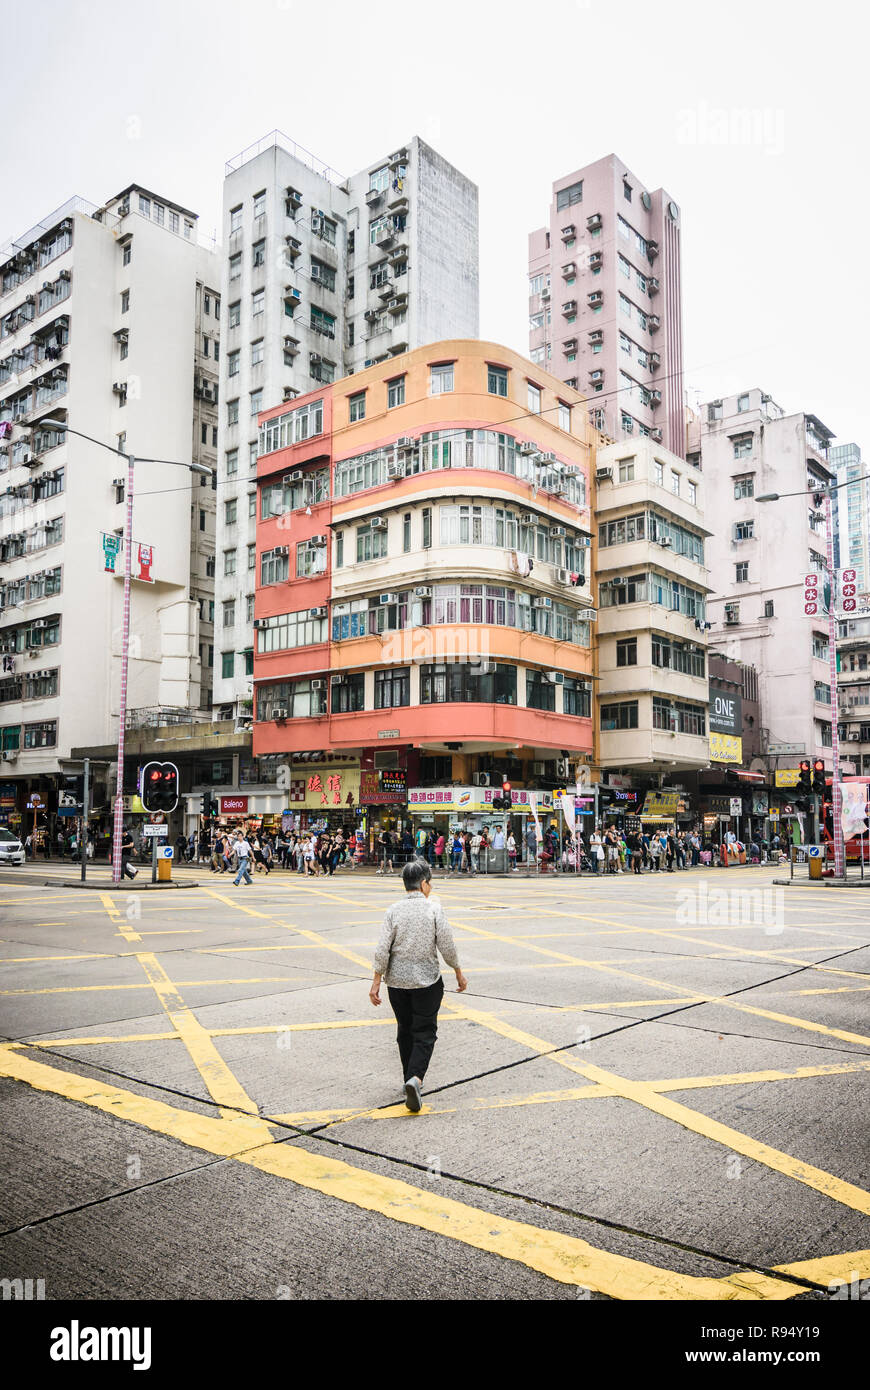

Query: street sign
[729,797,742,816]
[160,846,173,859]
[768,742,804,755]
[142,824,169,838]
[807,845,822,859]
[804,572,820,617]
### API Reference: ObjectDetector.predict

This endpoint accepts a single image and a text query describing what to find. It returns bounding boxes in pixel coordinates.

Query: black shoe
[404,1077,422,1113]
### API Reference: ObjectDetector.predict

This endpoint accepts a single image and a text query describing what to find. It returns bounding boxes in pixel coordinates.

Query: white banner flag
[839,782,869,838]
[560,792,576,836]
[528,791,542,842]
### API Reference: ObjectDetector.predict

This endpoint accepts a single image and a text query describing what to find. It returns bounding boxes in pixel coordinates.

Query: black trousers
[387,976,444,1083]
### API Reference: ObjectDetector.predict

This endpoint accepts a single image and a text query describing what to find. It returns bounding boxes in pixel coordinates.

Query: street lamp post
[35,418,211,883]
[755,477,870,879]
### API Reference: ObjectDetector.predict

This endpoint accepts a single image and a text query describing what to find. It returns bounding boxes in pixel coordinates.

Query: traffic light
[812,759,827,796]
[201,793,217,819]
[502,780,512,809]
[798,760,812,795]
[141,761,179,813]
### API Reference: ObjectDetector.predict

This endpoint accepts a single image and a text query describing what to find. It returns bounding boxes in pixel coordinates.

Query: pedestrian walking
[233,831,253,886]
[369,858,467,1112]
[120,826,138,880]
[507,830,517,872]
[433,832,445,870]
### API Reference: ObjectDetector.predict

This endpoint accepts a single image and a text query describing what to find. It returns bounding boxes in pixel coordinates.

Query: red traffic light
[799,760,811,773]
[502,781,511,792]
[813,759,825,773]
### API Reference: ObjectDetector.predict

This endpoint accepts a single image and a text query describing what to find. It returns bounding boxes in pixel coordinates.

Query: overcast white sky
[5,0,866,448]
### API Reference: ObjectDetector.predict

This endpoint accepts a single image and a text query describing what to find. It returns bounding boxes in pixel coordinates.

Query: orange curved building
[253,340,594,827]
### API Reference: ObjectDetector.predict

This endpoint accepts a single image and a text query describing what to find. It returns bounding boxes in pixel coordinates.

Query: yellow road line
[0,976,314,997]
[133,952,270,1131]
[442,1000,870,1218]
[0,1044,833,1302]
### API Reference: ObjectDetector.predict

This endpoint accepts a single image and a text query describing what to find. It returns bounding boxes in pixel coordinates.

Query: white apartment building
[0,188,220,824]
[836,613,870,778]
[594,439,710,775]
[688,389,836,766]
[214,130,479,717]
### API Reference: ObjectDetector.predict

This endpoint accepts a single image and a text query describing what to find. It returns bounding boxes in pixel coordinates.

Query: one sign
[709,732,743,764]
[134,542,155,583]
[26,793,45,809]
[0,784,17,808]
[768,742,804,755]
[360,769,407,805]
[102,533,122,573]
[751,790,769,816]
[142,824,169,838]
[57,806,78,817]
[408,785,553,815]
[160,846,173,858]
[641,789,680,817]
[804,571,819,617]
[709,683,742,737]
[840,782,869,837]
[220,796,249,814]
[775,769,800,788]
[807,845,822,859]
[377,729,400,739]
[730,797,742,816]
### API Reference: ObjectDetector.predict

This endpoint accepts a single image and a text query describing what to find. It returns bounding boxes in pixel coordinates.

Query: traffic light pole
[824,492,845,878]
[111,451,135,886]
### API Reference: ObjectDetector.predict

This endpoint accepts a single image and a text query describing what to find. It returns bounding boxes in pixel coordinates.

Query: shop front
[408,785,555,865]
[360,768,409,861]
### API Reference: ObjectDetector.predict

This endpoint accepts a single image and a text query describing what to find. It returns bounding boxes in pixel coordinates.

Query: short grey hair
[403,857,432,892]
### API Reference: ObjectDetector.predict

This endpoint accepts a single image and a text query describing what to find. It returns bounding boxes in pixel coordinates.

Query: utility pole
[81,758,90,883]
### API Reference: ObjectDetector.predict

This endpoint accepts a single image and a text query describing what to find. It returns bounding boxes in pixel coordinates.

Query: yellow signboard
[641,789,680,817]
[774,769,800,788]
[709,732,743,764]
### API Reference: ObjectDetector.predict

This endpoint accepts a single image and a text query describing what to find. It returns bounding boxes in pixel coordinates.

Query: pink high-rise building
[528,155,685,457]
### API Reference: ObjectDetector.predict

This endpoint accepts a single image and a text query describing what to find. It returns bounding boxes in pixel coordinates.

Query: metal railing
[224,130,346,186]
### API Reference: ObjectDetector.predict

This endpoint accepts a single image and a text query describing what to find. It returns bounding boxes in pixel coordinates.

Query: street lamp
[756,480,857,878]
[37,417,212,883]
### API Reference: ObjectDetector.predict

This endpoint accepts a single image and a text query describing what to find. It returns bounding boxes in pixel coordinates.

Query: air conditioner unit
[414,586,432,597]
[310,679,325,691]
[533,597,553,610]
[589,370,604,383]
[3,751,18,763]
[848,729,861,742]
[549,525,567,538]
[309,606,327,618]
[537,451,557,465]
[273,544,289,556]
[474,772,491,787]
[330,673,344,686]
[42,281,51,291]
[310,353,322,365]
[310,534,327,546]
[546,671,565,684]
[273,708,288,721]
[117,203,130,216]
[658,536,673,549]
[288,470,304,482]
[370,516,388,530]
[555,568,569,584]
[395,436,415,450]
[724,605,739,625]
[595,465,612,482]
[518,441,538,456]
[650,428,663,442]
[112,381,126,394]
[33,619,47,629]
[585,609,598,622]
[379,592,399,605]
[386,460,405,479]
[253,618,265,628]
[609,577,626,587]
[540,287,550,299]
[519,512,536,524]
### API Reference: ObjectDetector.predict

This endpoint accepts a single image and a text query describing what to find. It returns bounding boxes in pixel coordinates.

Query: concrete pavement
[0,864,868,1300]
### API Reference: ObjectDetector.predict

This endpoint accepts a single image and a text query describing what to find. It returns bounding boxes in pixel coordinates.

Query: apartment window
[402,512,411,552]
[623,181,633,202]
[670,470,680,496]
[249,440,259,467]
[526,671,556,712]
[527,382,542,414]
[228,300,241,328]
[223,549,236,577]
[707,401,723,422]
[375,667,410,709]
[212,425,218,447]
[616,638,637,667]
[737,393,750,413]
[251,339,264,367]
[312,212,337,245]
[138,194,150,216]
[734,520,754,541]
[311,258,336,292]
[205,555,215,577]
[556,181,583,209]
[422,507,432,549]
[733,435,753,459]
[734,474,754,499]
[199,509,205,532]
[618,458,635,483]
[222,600,235,628]
[228,350,240,378]
[250,289,264,318]
[687,480,697,505]
[420,662,517,706]
[247,543,256,571]
[331,672,365,714]
[230,205,243,234]
[764,600,775,618]
[23,721,57,749]
[357,521,388,563]
[221,651,234,679]
[334,532,344,568]
[120,289,129,314]
[488,365,508,397]
[618,254,631,279]
[261,547,290,585]
[253,190,266,219]
[229,253,241,280]
[252,240,266,268]
[430,362,454,395]
[122,243,131,266]
[120,337,128,360]
[621,413,634,434]
[225,448,238,477]
[258,678,327,720]
[600,702,638,730]
[250,389,263,415]
[812,633,828,660]
[387,375,405,408]
[248,492,256,519]
[558,402,571,432]
[296,539,327,577]
[814,681,832,705]
[735,561,749,583]
[224,498,237,525]
[349,391,366,422]
[619,293,631,317]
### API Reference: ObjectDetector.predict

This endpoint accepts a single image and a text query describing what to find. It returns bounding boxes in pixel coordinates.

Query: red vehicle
[822,775,870,862]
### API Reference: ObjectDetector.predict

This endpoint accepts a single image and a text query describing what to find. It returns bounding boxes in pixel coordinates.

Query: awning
[641,815,676,823]
[730,770,766,783]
